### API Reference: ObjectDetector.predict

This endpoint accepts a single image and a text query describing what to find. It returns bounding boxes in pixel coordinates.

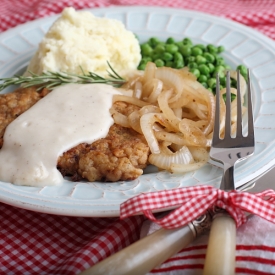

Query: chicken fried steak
[0,87,150,182]
[0,87,50,148]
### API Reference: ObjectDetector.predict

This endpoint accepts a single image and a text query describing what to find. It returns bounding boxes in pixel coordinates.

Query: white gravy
[0,83,120,187]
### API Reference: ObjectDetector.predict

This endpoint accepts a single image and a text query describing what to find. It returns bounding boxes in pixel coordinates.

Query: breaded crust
[0,87,50,148]
[0,87,149,183]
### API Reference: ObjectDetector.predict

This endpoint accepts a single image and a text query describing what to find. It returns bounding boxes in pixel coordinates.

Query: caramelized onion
[113,94,149,107]
[170,147,209,173]
[112,111,130,127]
[149,145,194,171]
[115,62,246,175]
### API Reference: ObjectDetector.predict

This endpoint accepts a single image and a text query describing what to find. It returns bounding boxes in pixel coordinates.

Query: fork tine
[224,71,231,138]
[212,73,221,144]
[236,70,243,137]
[247,69,254,138]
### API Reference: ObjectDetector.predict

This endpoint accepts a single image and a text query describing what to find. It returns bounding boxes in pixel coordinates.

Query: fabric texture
[121,185,275,228]
[141,215,275,275]
[1,0,275,40]
[0,203,145,275]
[1,1,275,274]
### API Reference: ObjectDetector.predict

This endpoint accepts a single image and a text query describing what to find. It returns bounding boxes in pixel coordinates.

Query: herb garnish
[0,62,126,92]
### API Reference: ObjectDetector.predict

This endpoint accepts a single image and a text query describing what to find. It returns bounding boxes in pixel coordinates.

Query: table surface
[1,1,275,275]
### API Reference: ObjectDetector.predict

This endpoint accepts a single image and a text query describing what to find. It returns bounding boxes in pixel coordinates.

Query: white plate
[0,6,275,217]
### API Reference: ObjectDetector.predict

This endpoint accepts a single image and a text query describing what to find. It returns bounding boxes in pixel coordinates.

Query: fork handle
[220,164,235,191]
[203,213,236,275]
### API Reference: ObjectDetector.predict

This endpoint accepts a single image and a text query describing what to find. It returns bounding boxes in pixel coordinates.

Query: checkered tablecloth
[1,1,275,274]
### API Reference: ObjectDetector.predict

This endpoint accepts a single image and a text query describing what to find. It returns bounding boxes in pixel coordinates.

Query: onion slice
[149,145,194,171]
[170,147,209,173]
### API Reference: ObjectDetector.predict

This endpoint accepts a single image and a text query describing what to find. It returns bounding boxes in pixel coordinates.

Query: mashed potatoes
[26,7,141,77]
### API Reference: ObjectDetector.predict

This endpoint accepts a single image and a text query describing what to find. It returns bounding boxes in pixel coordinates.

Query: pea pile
[138,37,248,94]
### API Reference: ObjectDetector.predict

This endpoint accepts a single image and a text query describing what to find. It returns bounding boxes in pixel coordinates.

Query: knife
[78,179,261,275]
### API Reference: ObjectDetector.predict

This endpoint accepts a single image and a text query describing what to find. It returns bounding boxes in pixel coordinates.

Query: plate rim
[1,5,275,217]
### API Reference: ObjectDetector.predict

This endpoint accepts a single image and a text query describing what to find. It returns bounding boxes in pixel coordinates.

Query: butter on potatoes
[26,7,141,77]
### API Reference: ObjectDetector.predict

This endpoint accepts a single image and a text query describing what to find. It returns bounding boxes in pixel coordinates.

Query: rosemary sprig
[0,63,126,92]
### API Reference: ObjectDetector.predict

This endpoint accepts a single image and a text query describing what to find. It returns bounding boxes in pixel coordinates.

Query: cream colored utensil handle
[79,225,194,275]
[203,214,236,275]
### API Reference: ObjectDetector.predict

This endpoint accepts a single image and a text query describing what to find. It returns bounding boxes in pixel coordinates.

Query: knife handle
[203,213,236,275]
[79,212,212,275]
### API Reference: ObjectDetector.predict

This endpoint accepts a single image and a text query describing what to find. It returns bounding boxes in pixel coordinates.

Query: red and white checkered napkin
[141,216,275,275]
[1,0,275,274]
[120,185,275,228]
[1,0,275,39]
[0,203,145,275]
[121,185,275,275]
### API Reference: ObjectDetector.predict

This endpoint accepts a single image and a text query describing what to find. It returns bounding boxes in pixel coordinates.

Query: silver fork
[203,70,255,275]
[210,70,254,191]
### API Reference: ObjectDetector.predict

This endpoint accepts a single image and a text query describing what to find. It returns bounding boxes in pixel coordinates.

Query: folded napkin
[1,0,275,275]
[0,203,145,275]
[142,215,275,275]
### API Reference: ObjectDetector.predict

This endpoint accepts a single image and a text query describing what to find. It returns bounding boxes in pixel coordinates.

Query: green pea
[149,37,160,47]
[155,59,165,67]
[154,44,166,54]
[208,87,213,93]
[216,71,225,79]
[214,66,225,78]
[198,75,208,83]
[203,52,215,63]
[214,65,225,73]
[174,59,185,69]
[218,45,225,53]
[219,76,226,86]
[141,57,152,63]
[188,62,198,69]
[231,93,237,101]
[165,60,174,67]
[212,84,223,94]
[141,43,153,56]
[198,64,210,75]
[185,56,196,63]
[208,63,215,73]
[138,63,146,70]
[207,44,218,54]
[190,68,200,78]
[166,37,176,44]
[139,36,247,95]
[201,82,208,89]
[139,57,153,65]
[216,59,226,66]
[231,78,237,88]
[152,53,162,61]
[196,55,207,64]
[208,78,216,88]
[175,41,184,48]
[237,64,248,78]
[179,45,192,57]
[196,44,206,51]
[191,46,203,56]
[174,52,183,61]
[162,52,173,61]
[165,44,179,54]
[222,93,236,102]
[182,37,193,46]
